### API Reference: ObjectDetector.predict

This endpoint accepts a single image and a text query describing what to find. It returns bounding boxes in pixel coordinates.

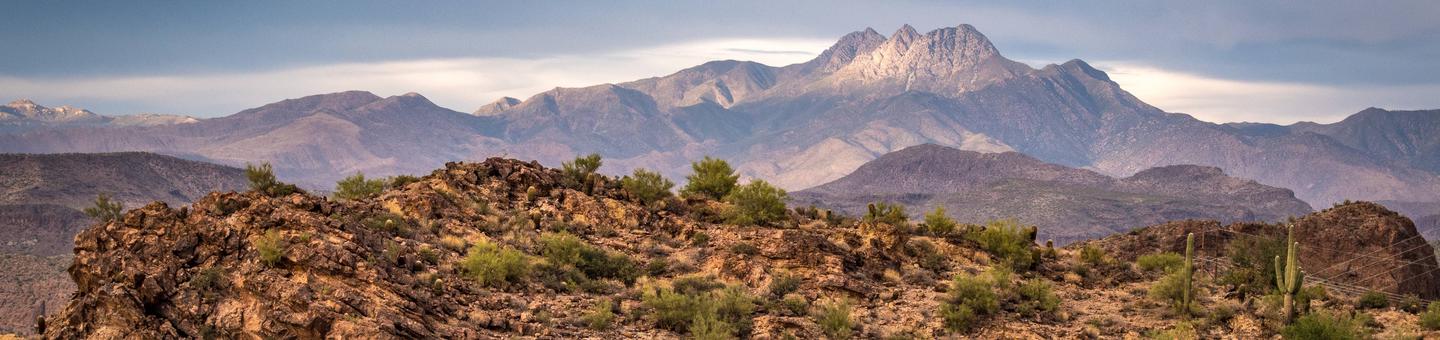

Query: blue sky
[3,0,1438,123]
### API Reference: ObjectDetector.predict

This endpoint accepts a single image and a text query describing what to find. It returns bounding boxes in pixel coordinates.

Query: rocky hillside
[40,158,1440,338]
[794,144,1313,244]
[0,152,247,335]
[3,25,1438,208]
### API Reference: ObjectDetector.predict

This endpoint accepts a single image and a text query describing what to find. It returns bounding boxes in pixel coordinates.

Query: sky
[2,1,1438,124]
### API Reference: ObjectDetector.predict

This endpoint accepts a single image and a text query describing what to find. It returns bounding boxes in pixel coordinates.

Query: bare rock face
[1085,201,1440,299]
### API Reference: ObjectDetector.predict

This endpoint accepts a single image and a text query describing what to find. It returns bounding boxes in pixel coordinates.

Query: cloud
[1097,62,1440,123]
[0,38,832,116]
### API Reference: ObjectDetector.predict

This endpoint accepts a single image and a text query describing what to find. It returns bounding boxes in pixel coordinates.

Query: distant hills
[0,99,196,134]
[793,144,1313,244]
[2,24,1438,209]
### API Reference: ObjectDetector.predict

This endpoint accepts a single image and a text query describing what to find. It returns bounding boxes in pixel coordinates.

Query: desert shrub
[641,278,755,336]
[1151,322,1198,340]
[362,212,409,234]
[538,232,640,284]
[1397,294,1425,313]
[334,172,386,200]
[621,168,675,205]
[968,219,1038,270]
[1421,302,1440,330]
[385,174,421,189]
[255,230,286,267]
[562,153,603,191]
[245,162,299,197]
[1281,310,1368,340]
[923,205,958,235]
[910,240,948,272]
[672,275,726,296]
[191,267,226,291]
[584,299,616,330]
[778,294,809,316]
[461,239,530,287]
[939,272,999,333]
[1015,279,1061,316]
[1137,252,1185,273]
[439,235,467,252]
[723,180,789,226]
[1217,233,1285,298]
[1077,244,1107,269]
[1357,291,1389,309]
[864,202,909,227]
[690,232,711,246]
[83,193,124,222]
[680,156,739,200]
[730,242,759,256]
[768,271,801,297]
[1148,270,1190,311]
[815,297,854,339]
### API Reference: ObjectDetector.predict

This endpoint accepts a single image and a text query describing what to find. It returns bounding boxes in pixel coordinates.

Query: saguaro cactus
[1182,232,1194,316]
[1274,225,1304,323]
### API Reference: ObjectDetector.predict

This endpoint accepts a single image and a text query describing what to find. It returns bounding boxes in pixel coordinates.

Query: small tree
[245,162,299,197]
[621,168,675,205]
[864,202,909,227]
[334,172,386,201]
[83,193,124,222]
[562,153,603,191]
[923,205,958,235]
[681,156,739,200]
[723,180,788,226]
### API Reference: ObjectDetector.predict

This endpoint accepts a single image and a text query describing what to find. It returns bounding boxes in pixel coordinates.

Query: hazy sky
[3,0,1438,124]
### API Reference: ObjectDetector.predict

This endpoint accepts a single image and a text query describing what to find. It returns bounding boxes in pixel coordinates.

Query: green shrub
[768,271,801,297]
[621,168,675,205]
[385,174,421,189]
[1357,291,1389,309]
[681,156,739,200]
[641,279,755,336]
[584,299,616,330]
[730,242,759,256]
[562,153,603,191]
[1015,279,1060,316]
[923,205,958,235]
[1217,233,1285,298]
[690,313,735,340]
[461,239,530,287]
[1148,270,1190,310]
[245,162,299,197]
[83,193,124,222]
[691,232,711,246]
[1398,294,1424,313]
[538,232,640,284]
[722,180,789,226]
[362,213,408,234]
[967,220,1038,270]
[1421,302,1440,330]
[1281,310,1368,340]
[778,294,809,316]
[255,230,286,267]
[864,202,909,227]
[939,272,999,333]
[815,298,854,339]
[911,240,948,272]
[335,172,387,200]
[1077,245,1106,267]
[1137,252,1185,273]
[1151,322,1198,340]
[190,267,226,292]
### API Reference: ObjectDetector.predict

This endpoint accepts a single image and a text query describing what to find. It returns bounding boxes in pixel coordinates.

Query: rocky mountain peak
[6,99,38,108]
[473,97,522,116]
[889,24,921,46]
[828,24,1026,94]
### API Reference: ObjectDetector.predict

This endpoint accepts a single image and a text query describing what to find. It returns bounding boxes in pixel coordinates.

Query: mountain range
[793,144,1313,244]
[0,99,197,134]
[3,24,1438,209]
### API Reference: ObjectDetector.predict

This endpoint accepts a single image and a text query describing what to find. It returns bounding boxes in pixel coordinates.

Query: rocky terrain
[2,25,1438,208]
[794,144,1313,244]
[0,152,247,335]
[38,157,1440,339]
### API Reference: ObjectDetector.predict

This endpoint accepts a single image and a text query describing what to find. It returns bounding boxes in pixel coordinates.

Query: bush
[1077,245,1106,267]
[690,232,711,246]
[641,278,755,336]
[1148,270,1189,310]
[1357,291,1389,309]
[680,156,739,200]
[722,180,789,226]
[1421,302,1440,330]
[461,239,530,287]
[768,271,801,297]
[968,220,1038,270]
[562,153,603,191]
[730,242,759,256]
[584,299,616,330]
[386,174,421,189]
[1217,233,1285,298]
[335,172,387,200]
[923,205,958,235]
[362,212,409,234]
[939,272,999,333]
[1151,322,1198,340]
[815,298,854,339]
[255,230,286,267]
[864,202,909,227]
[1137,252,1185,273]
[778,294,809,316]
[538,232,640,284]
[83,193,124,222]
[191,267,226,292]
[621,168,675,205]
[1015,279,1061,316]
[245,162,299,197]
[1281,310,1368,340]
[1398,294,1424,313]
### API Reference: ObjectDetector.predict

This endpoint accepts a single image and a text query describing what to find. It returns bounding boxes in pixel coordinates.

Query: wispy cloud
[0,38,832,116]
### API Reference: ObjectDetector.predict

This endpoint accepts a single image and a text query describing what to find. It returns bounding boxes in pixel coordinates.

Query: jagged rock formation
[1085,201,1440,299]
[794,144,1313,244]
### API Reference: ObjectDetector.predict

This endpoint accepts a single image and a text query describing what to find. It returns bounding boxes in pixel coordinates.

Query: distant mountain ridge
[0,99,197,134]
[794,144,1314,244]
[2,24,1438,208]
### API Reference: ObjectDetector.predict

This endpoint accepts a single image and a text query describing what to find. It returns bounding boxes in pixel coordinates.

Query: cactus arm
[1183,233,1194,312]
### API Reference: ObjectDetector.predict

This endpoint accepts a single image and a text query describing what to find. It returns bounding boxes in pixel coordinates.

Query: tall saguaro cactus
[1182,233,1194,316]
[1274,225,1304,323]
